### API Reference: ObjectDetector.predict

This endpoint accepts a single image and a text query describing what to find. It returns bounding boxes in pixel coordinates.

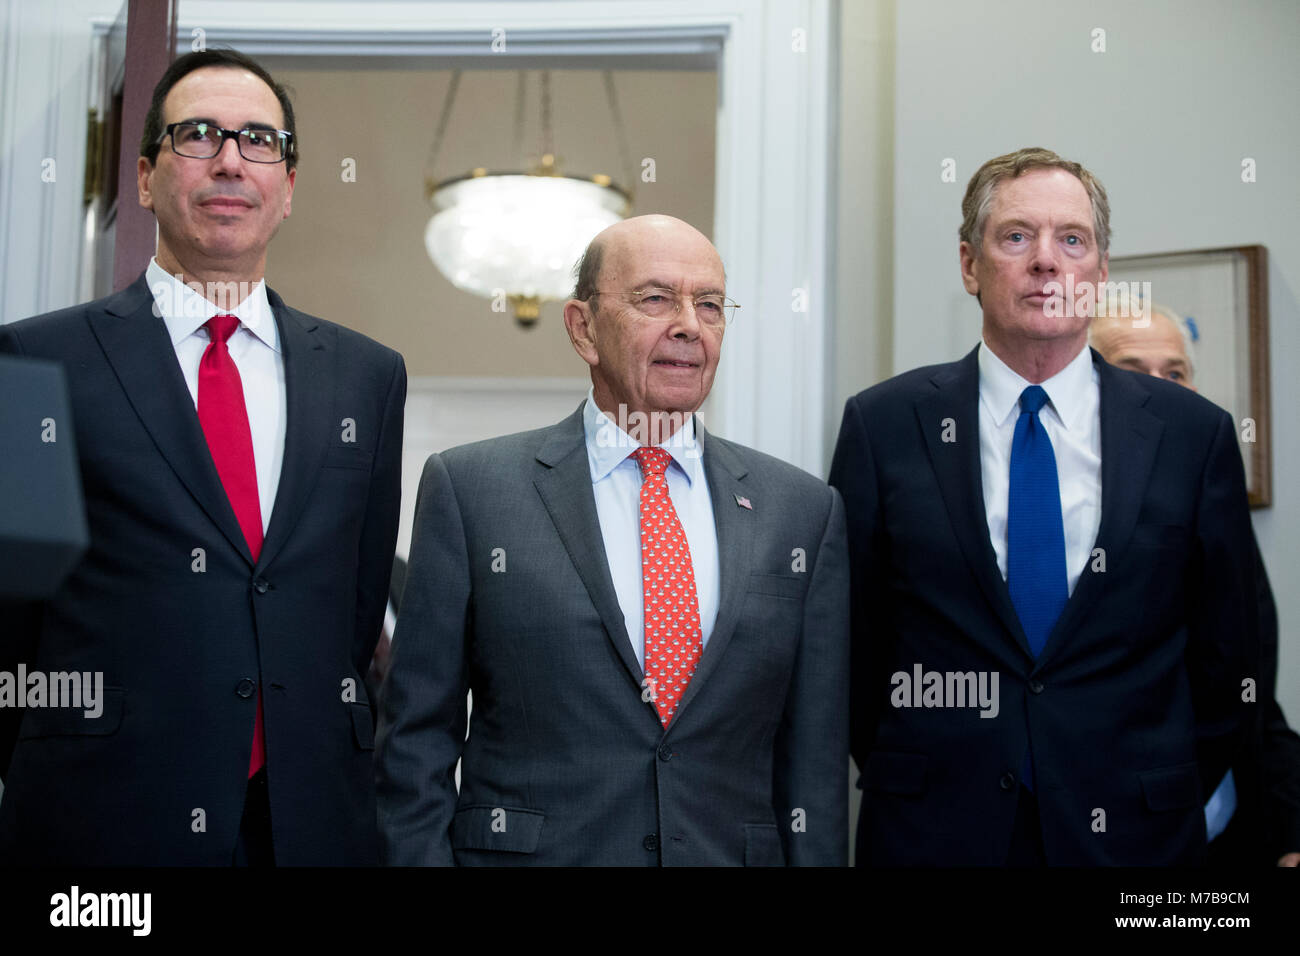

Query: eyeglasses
[588,287,739,327]
[159,122,293,164]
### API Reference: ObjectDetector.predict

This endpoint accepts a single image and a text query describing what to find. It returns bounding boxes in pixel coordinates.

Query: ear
[1098,251,1108,283]
[282,167,296,220]
[562,299,599,368]
[959,241,980,296]
[137,156,156,211]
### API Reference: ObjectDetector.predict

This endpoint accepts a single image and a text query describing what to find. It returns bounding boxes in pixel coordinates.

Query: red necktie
[633,446,703,727]
[197,315,266,777]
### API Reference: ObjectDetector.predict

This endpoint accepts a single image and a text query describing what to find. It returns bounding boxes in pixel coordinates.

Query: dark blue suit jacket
[829,345,1258,865]
[0,275,405,864]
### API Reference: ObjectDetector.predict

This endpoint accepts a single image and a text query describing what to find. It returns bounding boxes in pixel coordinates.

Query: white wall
[0,0,118,323]
[397,377,588,558]
[888,0,1300,715]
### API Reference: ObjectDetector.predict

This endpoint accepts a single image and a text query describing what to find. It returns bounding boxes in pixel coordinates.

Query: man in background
[1092,305,1300,866]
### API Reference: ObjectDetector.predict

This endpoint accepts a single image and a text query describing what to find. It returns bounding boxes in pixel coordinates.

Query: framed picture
[1106,245,1270,508]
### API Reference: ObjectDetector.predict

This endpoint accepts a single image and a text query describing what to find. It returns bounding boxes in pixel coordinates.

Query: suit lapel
[1037,352,1163,663]
[533,407,644,687]
[255,289,332,572]
[669,423,754,728]
[88,275,254,564]
[917,346,1032,658]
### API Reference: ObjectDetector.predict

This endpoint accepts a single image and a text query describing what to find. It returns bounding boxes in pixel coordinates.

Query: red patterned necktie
[633,446,703,728]
[197,314,266,777]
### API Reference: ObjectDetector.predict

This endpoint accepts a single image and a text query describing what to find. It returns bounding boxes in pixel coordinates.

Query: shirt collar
[146,257,279,352]
[582,386,703,486]
[978,338,1095,429]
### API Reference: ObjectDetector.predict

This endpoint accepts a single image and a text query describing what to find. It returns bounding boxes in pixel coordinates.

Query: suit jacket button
[1000,772,1016,790]
[252,578,270,594]
[658,745,673,761]
[235,678,257,698]
[1028,680,1044,694]
[643,834,659,851]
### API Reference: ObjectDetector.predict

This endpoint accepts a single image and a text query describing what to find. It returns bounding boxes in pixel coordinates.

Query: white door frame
[8,0,837,475]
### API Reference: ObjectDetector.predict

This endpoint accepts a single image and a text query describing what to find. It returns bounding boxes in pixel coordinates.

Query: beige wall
[830,0,895,467]
[262,65,715,378]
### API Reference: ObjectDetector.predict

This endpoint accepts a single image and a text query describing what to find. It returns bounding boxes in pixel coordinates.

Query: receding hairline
[572,217,727,302]
[1090,308,1182,338]
[960,147,1111,260]
[162,65,285,124]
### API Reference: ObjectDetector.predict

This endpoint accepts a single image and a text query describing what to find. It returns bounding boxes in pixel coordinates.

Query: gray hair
[960,147,1111,259]
[571,237,605,302]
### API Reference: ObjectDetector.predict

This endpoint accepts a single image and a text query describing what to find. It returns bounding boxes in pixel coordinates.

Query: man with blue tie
[830,147,1259,865]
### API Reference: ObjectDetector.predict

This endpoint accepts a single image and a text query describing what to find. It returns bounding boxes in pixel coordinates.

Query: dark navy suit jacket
[0,274,405,864]
[829,345,1258,865]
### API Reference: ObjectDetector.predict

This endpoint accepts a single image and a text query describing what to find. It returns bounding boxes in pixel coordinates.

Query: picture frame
[1106,245,1270,508]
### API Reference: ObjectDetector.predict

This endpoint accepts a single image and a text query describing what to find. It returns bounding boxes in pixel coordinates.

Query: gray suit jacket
[375,405,849,865]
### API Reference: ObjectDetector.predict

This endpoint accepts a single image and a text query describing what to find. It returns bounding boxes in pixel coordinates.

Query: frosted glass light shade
[425,174,628,304]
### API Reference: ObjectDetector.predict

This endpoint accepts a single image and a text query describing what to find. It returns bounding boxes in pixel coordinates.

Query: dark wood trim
[1243,244,1270,508]
[110,0,176,292]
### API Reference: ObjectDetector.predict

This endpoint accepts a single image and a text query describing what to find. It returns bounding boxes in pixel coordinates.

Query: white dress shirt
[583,388,720,669]
[146,257,286,532]
[978,339,1101,596]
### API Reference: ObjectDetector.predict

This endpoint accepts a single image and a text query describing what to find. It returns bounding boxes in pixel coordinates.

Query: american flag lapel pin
[734,493,753,511]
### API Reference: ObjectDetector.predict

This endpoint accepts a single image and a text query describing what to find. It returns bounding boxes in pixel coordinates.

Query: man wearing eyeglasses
[376,214,848,865]
[0,49,405,865]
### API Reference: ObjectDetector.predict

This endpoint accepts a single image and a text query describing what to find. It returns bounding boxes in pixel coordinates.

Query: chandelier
[423,71,633,326]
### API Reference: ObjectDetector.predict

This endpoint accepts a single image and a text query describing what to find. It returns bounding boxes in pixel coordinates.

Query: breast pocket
[322,445,373,472]
[747,572,807,601]
[1129,523,1191,552]
[736,573,806,674]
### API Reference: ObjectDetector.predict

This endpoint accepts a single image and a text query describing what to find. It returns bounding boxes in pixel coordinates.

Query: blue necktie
[1008,385,1067,793]
[1007,385,1068,658]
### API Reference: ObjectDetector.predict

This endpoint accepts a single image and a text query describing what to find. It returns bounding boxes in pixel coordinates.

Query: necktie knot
[632,445,672,478]
[205,314,241,346]
[1019,385,1050,417]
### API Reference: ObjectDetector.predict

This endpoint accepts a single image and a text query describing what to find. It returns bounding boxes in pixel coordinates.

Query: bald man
[376,215,849,865]
[1090,307,1196,387]
[1092,309,1300,867]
